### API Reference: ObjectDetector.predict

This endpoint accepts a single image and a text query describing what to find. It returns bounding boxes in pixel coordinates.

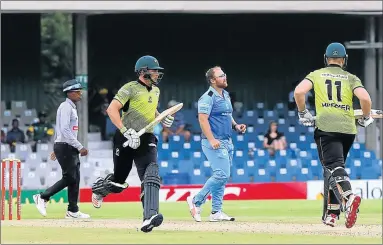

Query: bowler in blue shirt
[186,66,246,222]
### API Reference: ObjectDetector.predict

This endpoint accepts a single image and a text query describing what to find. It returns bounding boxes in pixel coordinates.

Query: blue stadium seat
[265,159,278,177]
[232,168,250,183]
[275,168,293,182]
[360,165,382,179]
[244,160,257,176]
[242,110,259,125]
[189,169,207,184]
[159,160,174,177]
[234,150,248,164]
[361,150,376,160]
[176,159,195,173]
[168,135,185,150]
[253,168,272,183]
[296,167,314,181]
[191,135,202,150]
[163,173,190,185]
[233,134,249,150]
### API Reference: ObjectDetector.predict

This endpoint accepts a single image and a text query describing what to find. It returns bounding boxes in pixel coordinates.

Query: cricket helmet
[324,42,348,69]
[134,55,164,85]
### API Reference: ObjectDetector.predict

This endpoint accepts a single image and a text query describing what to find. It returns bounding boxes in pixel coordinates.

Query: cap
[63,79,83,92]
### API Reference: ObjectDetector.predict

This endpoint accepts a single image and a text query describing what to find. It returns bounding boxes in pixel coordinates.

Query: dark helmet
[62,79,83,92]
[135,55,164,85]
[324,42,348,69]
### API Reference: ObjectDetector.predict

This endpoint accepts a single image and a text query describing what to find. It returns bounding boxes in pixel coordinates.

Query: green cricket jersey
[305,65,363,134]
[114,80,160,133]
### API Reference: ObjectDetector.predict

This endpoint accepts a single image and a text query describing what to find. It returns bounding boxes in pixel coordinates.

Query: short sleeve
[198,94,213,115]
[114,84,131,106]
[350,75,364,91]
[305,71,315,85]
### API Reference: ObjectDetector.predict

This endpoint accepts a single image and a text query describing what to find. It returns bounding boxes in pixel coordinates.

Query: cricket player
[294,42,373,228]
[91,55,174,233]
[187,66,246,222]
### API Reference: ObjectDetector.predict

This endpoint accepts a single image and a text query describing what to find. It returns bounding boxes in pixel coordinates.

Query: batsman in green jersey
[294,43,374,229]
[91,55,174,233]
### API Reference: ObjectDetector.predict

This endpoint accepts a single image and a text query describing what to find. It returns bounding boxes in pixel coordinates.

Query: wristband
[232,124,238,130]
[120,126,128,134]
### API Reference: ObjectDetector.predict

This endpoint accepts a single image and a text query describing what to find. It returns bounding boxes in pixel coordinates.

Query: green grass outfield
[1,200,382,244]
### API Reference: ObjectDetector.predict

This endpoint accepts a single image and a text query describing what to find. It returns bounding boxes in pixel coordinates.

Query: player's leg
[340,133,361,229]
[134,134,163,233]
[209,140,235,222]
[315,129,359,228]
[65,160,90,219]
[91,131,132,208]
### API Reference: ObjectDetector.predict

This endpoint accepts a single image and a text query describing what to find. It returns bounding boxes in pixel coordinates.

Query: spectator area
[1,100,382,189]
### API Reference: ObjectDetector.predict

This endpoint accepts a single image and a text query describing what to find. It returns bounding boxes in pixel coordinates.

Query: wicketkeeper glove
[120,127,140,149]
[162,115,174,128]
[298,109,315,127]
[357,115,374,128]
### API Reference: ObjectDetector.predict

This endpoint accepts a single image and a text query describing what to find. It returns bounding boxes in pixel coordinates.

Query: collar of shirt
[209,86,227,98]
[137,79,152,91]
[66,98,76,109]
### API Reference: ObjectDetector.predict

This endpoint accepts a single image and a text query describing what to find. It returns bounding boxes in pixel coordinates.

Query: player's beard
[217,80,228,89]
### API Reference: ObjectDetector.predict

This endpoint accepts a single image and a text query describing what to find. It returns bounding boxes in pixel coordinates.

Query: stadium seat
[163,173,190,185]
[275,168,293,182]
[189,169,206,184]
[296,167,314,181]
[159,160,173,177]
[253,168,272,183]
[168,135,184,150]
[231,168,250,183]
[11,100,28,117]
[360,165,382,179]
[265,159,278,177]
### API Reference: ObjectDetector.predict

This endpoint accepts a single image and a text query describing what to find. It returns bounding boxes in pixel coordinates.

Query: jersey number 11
[325,79,342,102]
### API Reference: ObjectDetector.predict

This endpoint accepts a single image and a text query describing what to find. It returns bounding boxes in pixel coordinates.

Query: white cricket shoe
[209,211,235,222]
[33,194,47,217]
[323,213,338,227]
[141,213,164,233]
[65,211,91,219]
[92,193,103,209]
[186,196,201,222]
[345,194,361,229]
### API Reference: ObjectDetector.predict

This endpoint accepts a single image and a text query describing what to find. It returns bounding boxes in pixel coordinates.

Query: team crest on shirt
[148,96,152,103]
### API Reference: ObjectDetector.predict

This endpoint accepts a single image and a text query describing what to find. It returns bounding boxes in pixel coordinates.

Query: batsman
[294,42,373,228]
[91,55,174,233]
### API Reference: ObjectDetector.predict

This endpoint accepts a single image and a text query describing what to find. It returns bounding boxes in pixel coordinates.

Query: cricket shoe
[209,211,235,222]
[186,196,202,222]
[65,211,91,219]
[33,194,48,217]
[344,194,361,228]
[323,213,339,227]
[92,193,103,209]
[141,213,164,233]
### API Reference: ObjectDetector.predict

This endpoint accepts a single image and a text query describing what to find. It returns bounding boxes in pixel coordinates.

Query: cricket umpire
[91,55,174,233]
[33,79,90,219]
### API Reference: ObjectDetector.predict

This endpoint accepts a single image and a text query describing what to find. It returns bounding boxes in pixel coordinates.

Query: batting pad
[143,163,161,220]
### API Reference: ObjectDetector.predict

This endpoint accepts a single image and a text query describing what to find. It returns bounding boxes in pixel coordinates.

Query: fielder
[294,42,373,228]
[91,55,174,233]
[187,66,246,222]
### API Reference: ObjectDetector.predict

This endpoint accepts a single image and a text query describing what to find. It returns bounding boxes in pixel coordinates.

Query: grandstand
[2,100,382,190]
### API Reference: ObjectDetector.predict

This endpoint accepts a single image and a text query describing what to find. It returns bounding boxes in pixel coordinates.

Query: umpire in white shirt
[33,79,90,219]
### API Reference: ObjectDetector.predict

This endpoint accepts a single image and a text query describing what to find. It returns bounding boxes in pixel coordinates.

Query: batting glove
[298,109,315,127]
[162,115,174,128]
[121,127,140,149]
[357,116,374,128]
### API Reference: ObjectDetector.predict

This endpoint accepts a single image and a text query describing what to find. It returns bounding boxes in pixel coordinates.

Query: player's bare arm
[106,99,125,130]
[231,116,246,133]
[353,87,372,117]
[294,79,313,111]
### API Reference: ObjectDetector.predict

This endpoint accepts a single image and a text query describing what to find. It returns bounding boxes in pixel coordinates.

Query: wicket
[1,158,21,220]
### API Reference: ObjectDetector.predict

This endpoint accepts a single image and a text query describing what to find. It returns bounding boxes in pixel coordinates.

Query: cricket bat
[354,109,383,119]
[123,103,184,148]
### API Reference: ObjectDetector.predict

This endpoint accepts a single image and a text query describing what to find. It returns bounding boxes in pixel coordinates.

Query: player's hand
[162,115,174,128]
[209,138,221,149]
[123,128,141,149]
[357,116,374,128]
[79,148,88,156]
[50,152,56,161]
[235,124,247,134]
[298,109,315,127]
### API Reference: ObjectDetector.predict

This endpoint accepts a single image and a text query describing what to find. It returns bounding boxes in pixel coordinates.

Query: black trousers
[314,129,355,169]
[112,130,158,185]
[314,129,355,214]
[41,143,80,213]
